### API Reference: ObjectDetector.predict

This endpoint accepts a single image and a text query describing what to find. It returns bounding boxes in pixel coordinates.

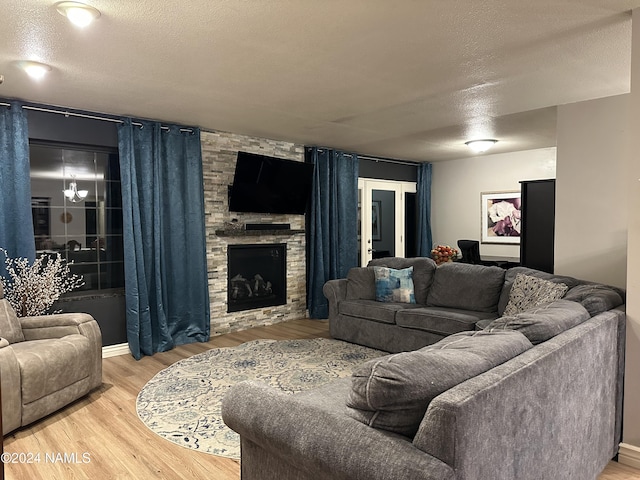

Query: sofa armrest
[413,311,622,480]
[323,279,348,323]
[19,313,99,341]
[0,337,23,434]
[222,381,454,480]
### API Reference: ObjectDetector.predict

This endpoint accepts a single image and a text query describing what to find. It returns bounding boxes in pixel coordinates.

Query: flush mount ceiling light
[55,1,101,28]
[20,61,52,80]
[465,139,498,153]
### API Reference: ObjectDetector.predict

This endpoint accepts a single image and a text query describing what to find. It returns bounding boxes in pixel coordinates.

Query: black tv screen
[228,151,315,215]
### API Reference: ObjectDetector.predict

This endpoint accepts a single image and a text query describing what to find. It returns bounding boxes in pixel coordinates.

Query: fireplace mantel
[215,229,305,237]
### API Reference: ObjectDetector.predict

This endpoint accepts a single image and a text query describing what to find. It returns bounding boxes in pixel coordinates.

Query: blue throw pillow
[373,266,416,303]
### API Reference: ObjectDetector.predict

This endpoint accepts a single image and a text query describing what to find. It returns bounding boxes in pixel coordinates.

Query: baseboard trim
[619,443,640,470]
[102,343,130,358]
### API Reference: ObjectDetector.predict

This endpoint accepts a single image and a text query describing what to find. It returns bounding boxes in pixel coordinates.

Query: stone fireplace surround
[201,131,307,335]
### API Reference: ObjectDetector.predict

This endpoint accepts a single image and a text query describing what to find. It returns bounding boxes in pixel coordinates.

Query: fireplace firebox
[227,243,287,313]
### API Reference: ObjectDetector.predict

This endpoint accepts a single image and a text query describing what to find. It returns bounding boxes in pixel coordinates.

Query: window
[29,143,124,292]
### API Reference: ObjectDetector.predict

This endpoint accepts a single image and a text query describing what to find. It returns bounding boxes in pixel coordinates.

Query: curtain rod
[311,147,420,166]
[0,102,194,133]
[358,155,421,167]
[1,103,423,159]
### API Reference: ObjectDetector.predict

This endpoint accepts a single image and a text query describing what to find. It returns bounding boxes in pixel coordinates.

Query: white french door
[358,179,417,266]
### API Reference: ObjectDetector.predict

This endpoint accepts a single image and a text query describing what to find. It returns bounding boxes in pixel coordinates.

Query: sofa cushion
[0,298,25,344]
[563,284,624,317]
[346,330,533,437]
[339,299,421,324]
[484,299,589,344]
[373,266,416,304]
[396,307,498,336]
[368,257,436,305]
[10,334,92,404]
[503,273,568,315]
[498,267,580,315]
[426,263,505,313]
[346,267,376,300]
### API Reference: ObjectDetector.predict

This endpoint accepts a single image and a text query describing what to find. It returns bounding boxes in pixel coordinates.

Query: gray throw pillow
[346,330,533,438]
[503,273,568,315]
[426,262,505,313]
[484,299,589,344]
[498,267,579,315]
[563,284,624,316]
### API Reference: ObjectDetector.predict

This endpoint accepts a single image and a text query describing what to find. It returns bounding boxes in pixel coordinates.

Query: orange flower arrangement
[430,244,459,265]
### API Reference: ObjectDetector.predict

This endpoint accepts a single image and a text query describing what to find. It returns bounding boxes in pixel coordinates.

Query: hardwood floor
[2,318,638,479]
[604,462,640,480]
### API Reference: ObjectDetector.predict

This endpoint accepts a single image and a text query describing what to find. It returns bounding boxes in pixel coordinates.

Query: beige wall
[432,94,635,458]
[555,91,635,462]
[621,8,640,456]
[555,95,629,289]
[430,148,556,258]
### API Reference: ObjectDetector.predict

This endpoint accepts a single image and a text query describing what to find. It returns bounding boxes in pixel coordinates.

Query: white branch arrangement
[1,248,85,317]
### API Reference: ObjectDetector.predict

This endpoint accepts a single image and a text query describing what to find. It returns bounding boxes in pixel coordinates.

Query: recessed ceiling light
[55,1,101,28]
[465,139,498,153]
[20,61,52,80]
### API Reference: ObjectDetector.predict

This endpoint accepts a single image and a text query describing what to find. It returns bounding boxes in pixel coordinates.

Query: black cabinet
[519,179,556,273]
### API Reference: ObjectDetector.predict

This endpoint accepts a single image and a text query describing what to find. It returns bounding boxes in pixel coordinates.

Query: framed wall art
[481,191,521,244]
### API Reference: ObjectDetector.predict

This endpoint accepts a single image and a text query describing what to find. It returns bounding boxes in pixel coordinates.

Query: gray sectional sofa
[222,258,626,480]
[323,257,623,353]
[324,258,507,352]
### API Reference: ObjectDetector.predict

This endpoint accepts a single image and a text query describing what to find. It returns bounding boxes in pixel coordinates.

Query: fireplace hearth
[227,243,287,313]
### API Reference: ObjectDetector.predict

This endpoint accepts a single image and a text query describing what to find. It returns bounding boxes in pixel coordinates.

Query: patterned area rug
[136,338,384,459]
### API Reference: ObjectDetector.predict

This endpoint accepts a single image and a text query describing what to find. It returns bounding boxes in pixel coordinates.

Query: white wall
[555,95,629,288]
[431,148,556,258]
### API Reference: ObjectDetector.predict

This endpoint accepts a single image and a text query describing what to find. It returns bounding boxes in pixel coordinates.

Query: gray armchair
[0,283,102,434]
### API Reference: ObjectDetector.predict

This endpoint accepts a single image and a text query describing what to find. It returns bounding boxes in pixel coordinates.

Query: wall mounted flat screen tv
[228,151,315,215]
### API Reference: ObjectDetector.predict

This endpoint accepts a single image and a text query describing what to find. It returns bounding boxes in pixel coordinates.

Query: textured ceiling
[0,1,638,162]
